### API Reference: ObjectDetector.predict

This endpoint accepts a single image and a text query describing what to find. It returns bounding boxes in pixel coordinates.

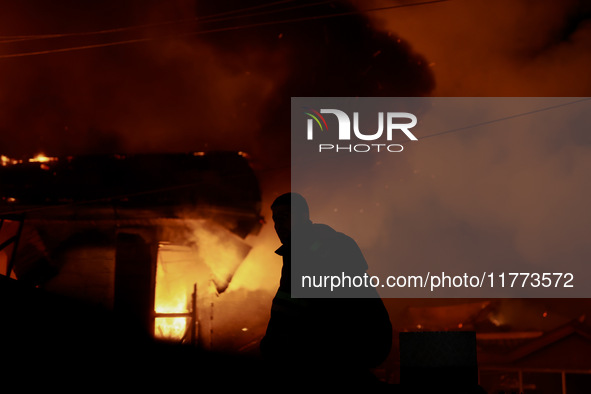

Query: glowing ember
[1,155,20,166]
[29,153,58,163]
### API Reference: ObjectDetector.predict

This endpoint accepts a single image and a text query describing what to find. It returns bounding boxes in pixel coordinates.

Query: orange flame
[29,153,58,163]
[1,155,21,166]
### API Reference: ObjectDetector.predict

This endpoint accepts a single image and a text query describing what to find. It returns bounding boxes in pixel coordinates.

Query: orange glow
[0,250,17,279]
[154,314,188,340]
[153,221,257,343]
[29,153,58,163]
[1,155,20,166]
[219,213,283,293]
[153,243,193,341]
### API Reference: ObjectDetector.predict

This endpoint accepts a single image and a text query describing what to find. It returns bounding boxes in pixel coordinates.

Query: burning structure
[0,151,265,354]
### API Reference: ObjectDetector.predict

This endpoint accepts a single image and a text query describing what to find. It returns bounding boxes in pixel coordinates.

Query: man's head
[271,192,312,244]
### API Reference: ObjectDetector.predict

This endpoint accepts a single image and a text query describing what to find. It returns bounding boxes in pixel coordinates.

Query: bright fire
[154,243,191,341]
[1,155,21,166]
[153,222,253,343]
[29,153,58,163]
[151,214,283,353]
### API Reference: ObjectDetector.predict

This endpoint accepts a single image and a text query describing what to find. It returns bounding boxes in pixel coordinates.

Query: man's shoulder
[309,223,368,272]
[312,223,357,246]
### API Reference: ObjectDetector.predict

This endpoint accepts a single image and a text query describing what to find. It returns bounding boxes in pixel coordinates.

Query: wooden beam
[154,313,191,318]
[0,236,17,253]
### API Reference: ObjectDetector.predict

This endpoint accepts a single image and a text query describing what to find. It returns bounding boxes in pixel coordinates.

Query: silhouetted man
[260,192,392,389]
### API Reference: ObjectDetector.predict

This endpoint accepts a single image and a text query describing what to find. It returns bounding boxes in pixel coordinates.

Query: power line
[0,37,153,59]
[0,0,449,59]
[0,0,307,44]
[0,0,333,50]
[407,97,591,144]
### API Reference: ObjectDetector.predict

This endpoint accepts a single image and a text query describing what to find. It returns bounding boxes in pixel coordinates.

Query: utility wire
[395,97,591,145]
[0,0,449,59]
[0,0,333,46]
[0,0,303,43]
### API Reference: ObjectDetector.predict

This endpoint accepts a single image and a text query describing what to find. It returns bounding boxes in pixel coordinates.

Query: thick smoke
[0,0,434,171]
[320,0,591,275]
[0,0,436,295]
[356,0,591,96]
